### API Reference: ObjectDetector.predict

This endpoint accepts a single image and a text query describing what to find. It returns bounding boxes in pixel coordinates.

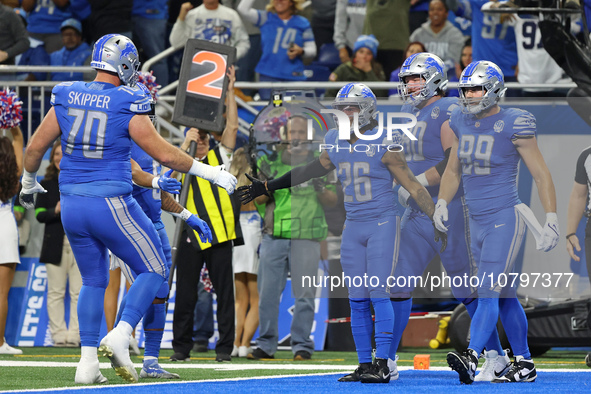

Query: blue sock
[371,298,393,360]
[349,298,373,364]
[143,302,165,359]
[388,298,412,360]
[499,297,531,359]
[467,297,499,356]
[78,285,106,347]
[464,299,504,355]
[119,273,165,328]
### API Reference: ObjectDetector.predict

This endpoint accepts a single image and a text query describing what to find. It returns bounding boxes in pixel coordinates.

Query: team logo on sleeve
[431,106,440,119]
[494,120,505,133]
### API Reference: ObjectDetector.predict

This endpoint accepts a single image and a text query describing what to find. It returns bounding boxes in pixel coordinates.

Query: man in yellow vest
[170,68,243,363]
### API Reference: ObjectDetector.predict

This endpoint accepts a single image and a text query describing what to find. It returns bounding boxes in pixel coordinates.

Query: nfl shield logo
[431,107,440,119]
[366,145,376,157]
[494,120,505,133]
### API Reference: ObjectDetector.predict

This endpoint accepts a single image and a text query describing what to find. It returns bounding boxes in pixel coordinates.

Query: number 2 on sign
[186,51,226,99]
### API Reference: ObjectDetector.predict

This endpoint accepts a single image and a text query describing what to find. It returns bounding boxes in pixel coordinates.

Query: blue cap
[353,34,379,58]
[60,18,82,34]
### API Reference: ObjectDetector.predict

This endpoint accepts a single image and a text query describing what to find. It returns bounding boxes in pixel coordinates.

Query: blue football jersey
[470,0,517,77]
[131,142,163,228]
[52,81,151,197]
[324,128,399,220]
[449,106,536,216]
[255,12,314,81]
[401,97,462,210]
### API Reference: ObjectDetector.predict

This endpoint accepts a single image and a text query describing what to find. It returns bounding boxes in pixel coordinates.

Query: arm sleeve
[169,19,189,47]
[237,0,264,25]
[267,158,334,191]
[303,39,317,59]
[333,0,349,49]
[575,148,591,185]
[233,16,251,59]
[435,148,452,176]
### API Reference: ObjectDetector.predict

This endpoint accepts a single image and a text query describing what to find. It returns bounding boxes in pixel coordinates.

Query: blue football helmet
[332,83,377,129]
[398,52,448,106]
[458,60,506,114]
[91,34,140,86]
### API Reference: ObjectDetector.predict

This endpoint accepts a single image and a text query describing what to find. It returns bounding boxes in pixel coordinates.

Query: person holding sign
[19,34,236,384]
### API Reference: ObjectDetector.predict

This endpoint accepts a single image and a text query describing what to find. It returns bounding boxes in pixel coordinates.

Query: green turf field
[0,347,589,391]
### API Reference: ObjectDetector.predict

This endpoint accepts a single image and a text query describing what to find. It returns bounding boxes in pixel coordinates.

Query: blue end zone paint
[16,371,591,394]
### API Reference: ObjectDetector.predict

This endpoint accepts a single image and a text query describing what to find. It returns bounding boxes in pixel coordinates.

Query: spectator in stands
[409,0,464,70]
[363,0,410,78]
[49,19,93,82]
[86,0,133,43]
[228,0,266,92]
[388,41,425,97]
[238,0,316,100]
[455,38,471,79]
[311,0,337,52]
[0,125,24,355]
[132,0,169,87]
[14,8,50,82]
[0,3,30,80]
[35,141,82,348]
[22,0,88,53]
[333,0,366,64]
[229,147,261,358]
[326,34,385,98]
[248,115,336,361]
[170,0,250,60]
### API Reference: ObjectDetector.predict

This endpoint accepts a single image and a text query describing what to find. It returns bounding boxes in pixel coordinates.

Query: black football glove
[237,173,269,204]
[433,222,448,253]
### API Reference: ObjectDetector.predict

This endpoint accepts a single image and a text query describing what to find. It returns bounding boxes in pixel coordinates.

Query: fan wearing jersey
[390,53,508,382]
[470,0,517,81]
[238,83,446,383]
[434,61,559,384]
[19,34,236,384]
[238,0,316,99]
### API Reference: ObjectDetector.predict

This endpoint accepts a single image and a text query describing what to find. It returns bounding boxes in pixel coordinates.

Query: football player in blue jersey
[238,83,446,383]
[389,53,509,382]
[435,60,559,384]
[19,34,237,384]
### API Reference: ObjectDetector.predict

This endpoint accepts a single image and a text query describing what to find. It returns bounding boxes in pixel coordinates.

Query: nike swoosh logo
[378,221,389,226]
[495,224,505,228]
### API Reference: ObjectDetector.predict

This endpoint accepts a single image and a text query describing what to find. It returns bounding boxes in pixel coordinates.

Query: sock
[78,286,106,347]
[80,346,97,361]
[467,297,499,356]
[143,303,166,359]
[349,298,373,364]
[388,298,412,360]
[499,297,531,359]
[119,273,165,328]
[464,299,504,355]
[371,298,393,360]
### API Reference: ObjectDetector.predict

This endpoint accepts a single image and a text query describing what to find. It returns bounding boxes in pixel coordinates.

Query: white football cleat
[99,329,138,383]
[475,349,511,382]
[75,359,108,384]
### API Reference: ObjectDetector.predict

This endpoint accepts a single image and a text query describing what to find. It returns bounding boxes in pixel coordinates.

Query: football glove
[433,199,449,233]
[19,170,46,209]
[213,165,237,195]
[153,169,181,194]
[186,214,213,244]
[537,212,559,252]
[433,223,448,253]
[237,173,269,204]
